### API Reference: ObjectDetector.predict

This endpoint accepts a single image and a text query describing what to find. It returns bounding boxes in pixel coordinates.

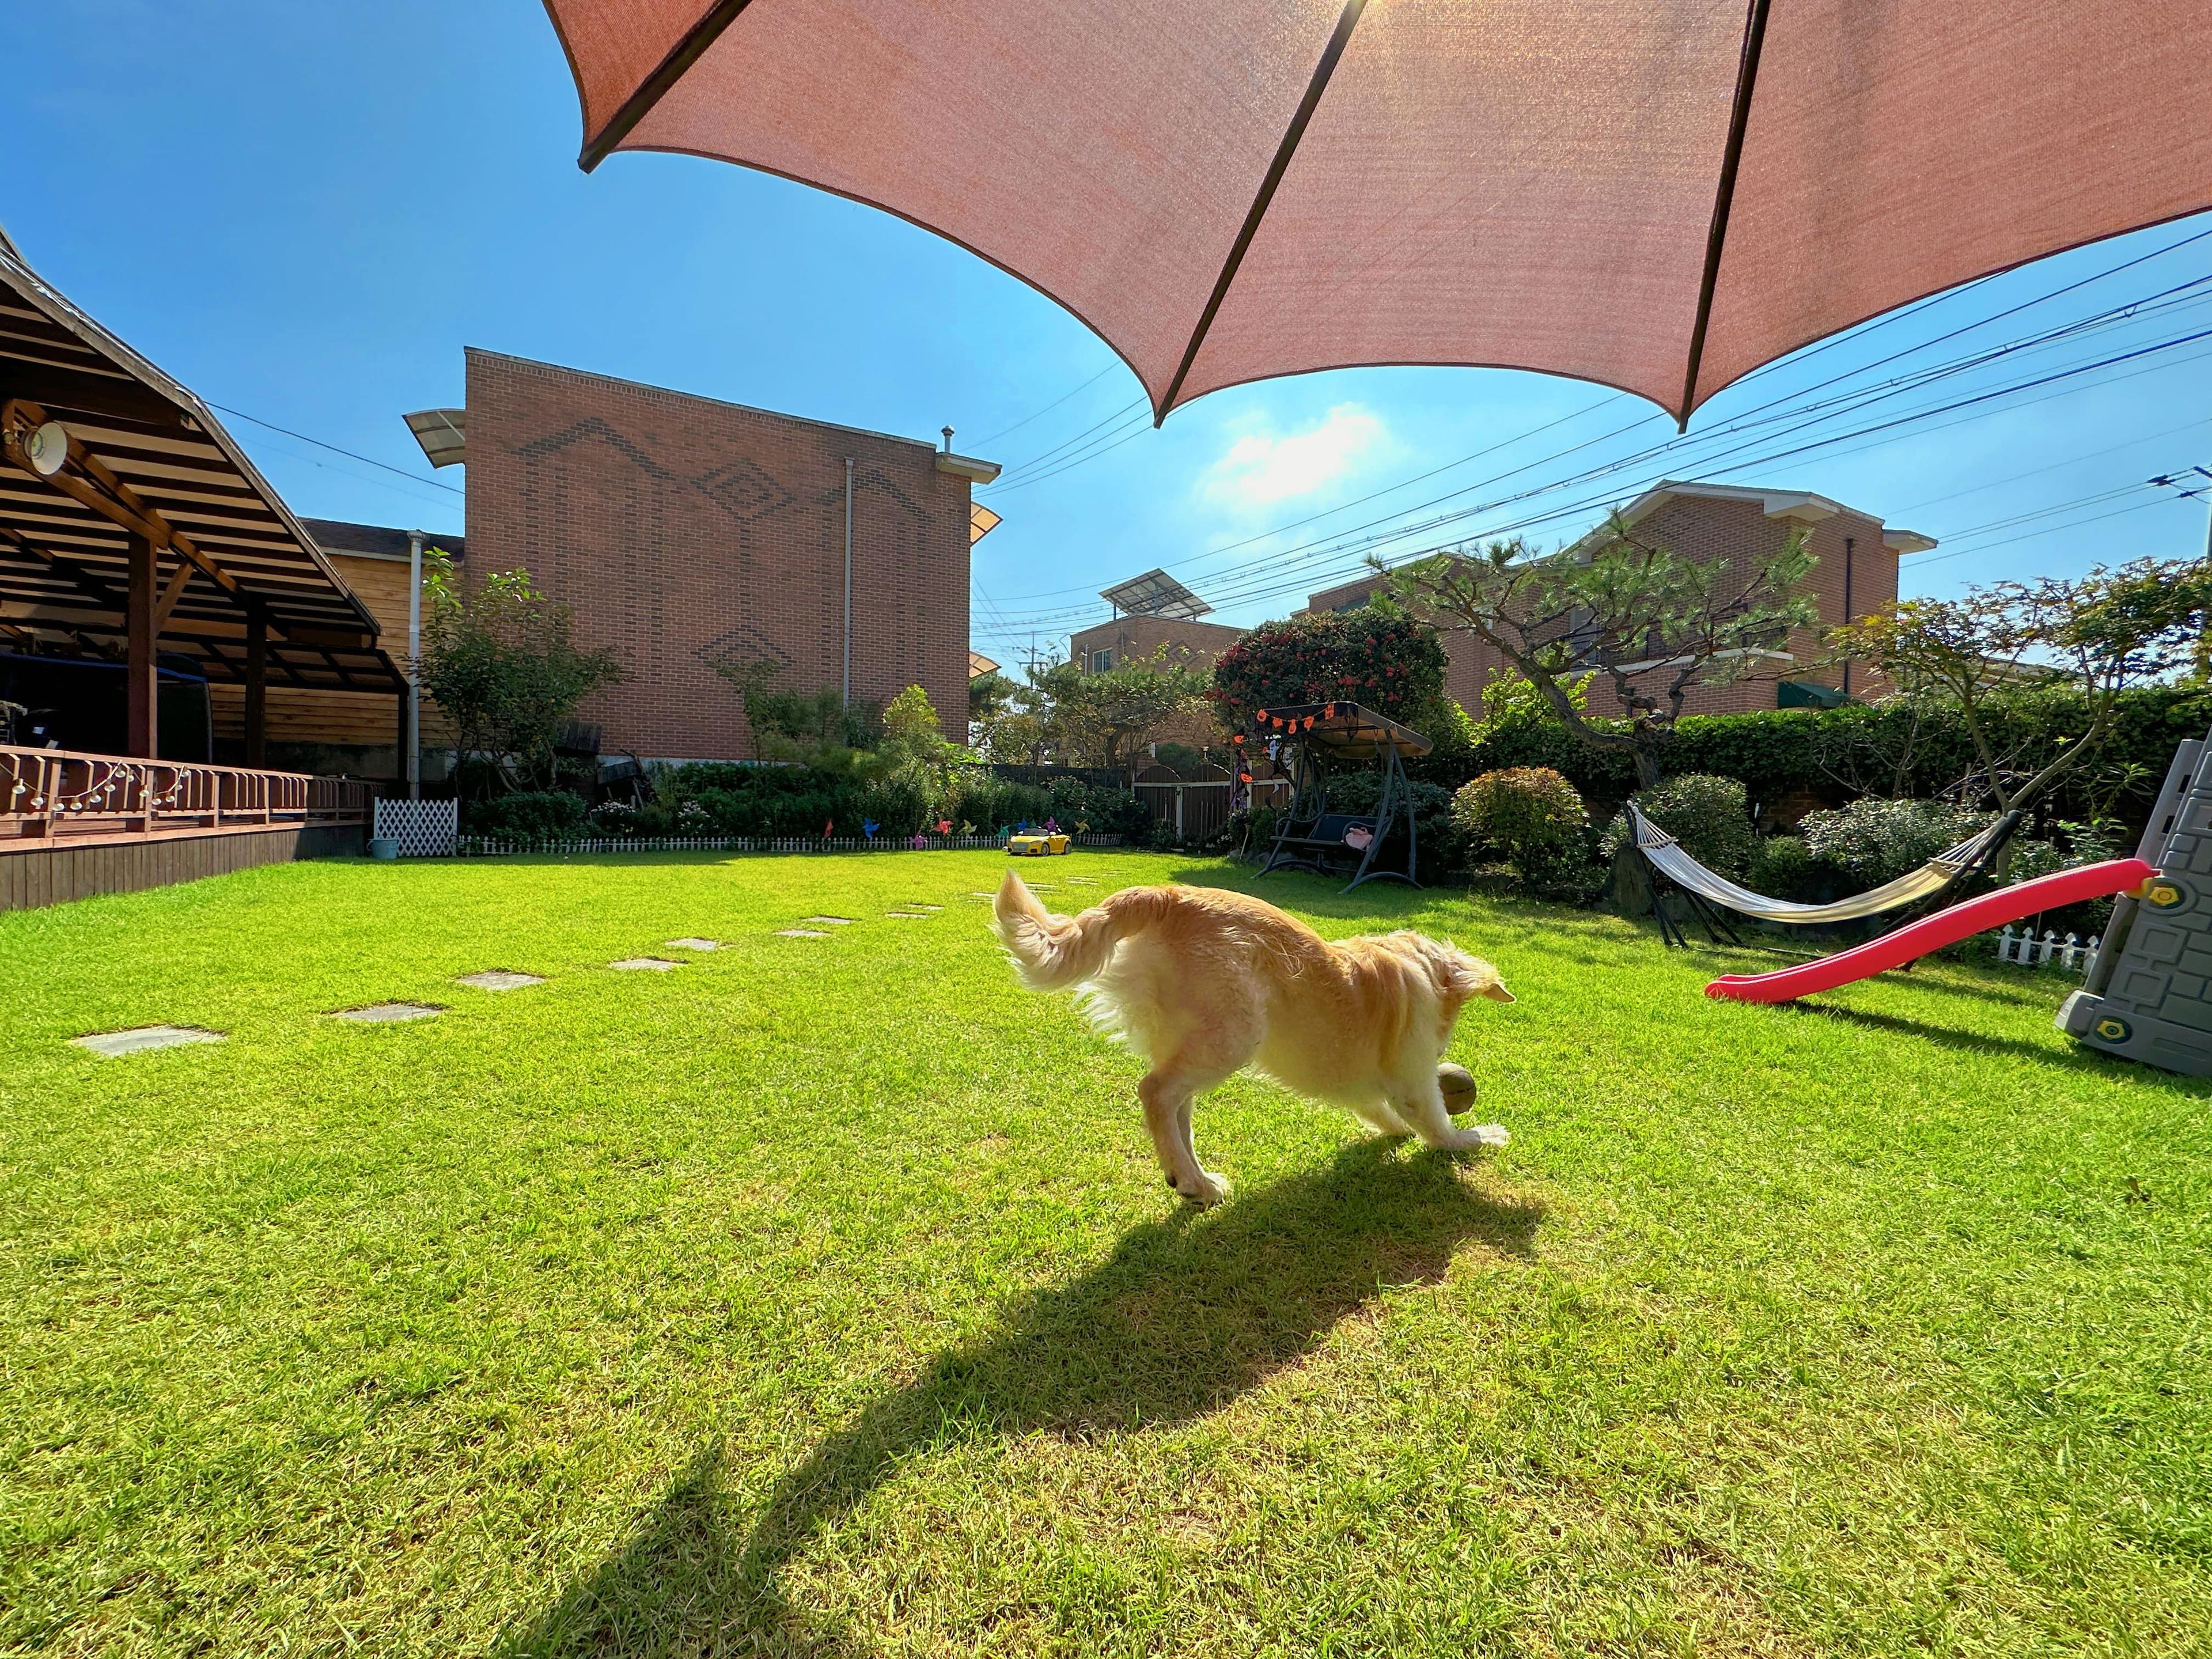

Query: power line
[209,402,464,497]
[970,362,1120,449]
[986,264,2212,622]
[1074,320,2212,626]
[999,309,2212,632]
[978,224,2212,623]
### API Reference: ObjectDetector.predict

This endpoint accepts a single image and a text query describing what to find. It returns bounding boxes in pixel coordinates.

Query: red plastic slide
[1705,857,2158,1003]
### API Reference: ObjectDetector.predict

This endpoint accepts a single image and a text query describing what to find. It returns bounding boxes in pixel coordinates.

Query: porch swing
[1253,702,1431,893]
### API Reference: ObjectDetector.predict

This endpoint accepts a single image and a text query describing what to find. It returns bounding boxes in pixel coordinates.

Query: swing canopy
[1628,802,2017,926]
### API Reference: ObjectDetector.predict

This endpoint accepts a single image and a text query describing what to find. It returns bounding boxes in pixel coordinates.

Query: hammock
[1628,803,2019,926]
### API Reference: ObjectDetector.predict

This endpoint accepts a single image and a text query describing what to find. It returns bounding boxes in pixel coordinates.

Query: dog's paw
[1445,1124,1509,1152]
[1177,1171,1232,1207]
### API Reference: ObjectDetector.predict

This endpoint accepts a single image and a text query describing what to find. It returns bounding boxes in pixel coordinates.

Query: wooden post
[126,531,158,757]
[244,617,267,768]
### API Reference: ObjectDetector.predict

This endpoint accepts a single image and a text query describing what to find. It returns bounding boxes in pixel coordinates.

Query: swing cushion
[1277,813,1380,853]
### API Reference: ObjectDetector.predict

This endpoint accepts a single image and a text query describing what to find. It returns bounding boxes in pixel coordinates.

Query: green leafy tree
[1825,557,2212,822]
[1389,517,1817,788]
[708,656,881,771]
[1028,648,1211,777]
[869,684,972,825]
[417,556,622,793]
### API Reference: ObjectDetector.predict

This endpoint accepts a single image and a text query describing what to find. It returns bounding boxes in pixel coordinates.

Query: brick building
[1069,568,1245,676]
[1069,613,1247,676]
[1305,481,1934,719]
[459,350,996,761]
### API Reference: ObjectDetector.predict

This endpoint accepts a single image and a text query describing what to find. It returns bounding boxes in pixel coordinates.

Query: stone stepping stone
[802,916,857,926]
[668,938,723,951]
[330,1003,442,1024]
[457,971,546,992]
[885,910,933,919]
[775,929,830,938]
[965,892,998,900]
[1062,877,1097,885]
[71,1025,224,1058]
[611,957,684,971]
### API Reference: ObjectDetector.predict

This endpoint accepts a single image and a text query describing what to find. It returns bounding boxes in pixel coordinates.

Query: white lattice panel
[373,798,458,857]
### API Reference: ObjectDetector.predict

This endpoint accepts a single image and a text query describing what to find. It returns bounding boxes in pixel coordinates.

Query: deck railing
[1,744,373,843]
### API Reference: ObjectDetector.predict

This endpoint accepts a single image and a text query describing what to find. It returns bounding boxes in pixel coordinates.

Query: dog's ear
[1430,942,1513,1006]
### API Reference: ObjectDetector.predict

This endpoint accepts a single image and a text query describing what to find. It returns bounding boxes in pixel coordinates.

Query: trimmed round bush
[1451,767,1588,883]
[1796,797,1990,890]
[1747,833,1832,903]
[1602,773,1757,880]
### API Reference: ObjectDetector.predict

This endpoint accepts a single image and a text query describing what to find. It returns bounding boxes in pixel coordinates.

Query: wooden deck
[1,744,370,911]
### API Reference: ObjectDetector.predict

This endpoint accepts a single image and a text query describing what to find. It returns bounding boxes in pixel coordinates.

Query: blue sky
[8,2,2210,671]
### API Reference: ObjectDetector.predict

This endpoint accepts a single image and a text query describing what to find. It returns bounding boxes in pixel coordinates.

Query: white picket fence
[448,833,1124,858]
[1993,925,2101,971]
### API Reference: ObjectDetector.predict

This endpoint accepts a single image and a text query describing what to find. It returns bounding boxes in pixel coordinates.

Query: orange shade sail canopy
[541,0,2212,426]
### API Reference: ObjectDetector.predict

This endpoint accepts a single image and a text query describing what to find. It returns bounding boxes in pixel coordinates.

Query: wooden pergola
[0,226,403,763]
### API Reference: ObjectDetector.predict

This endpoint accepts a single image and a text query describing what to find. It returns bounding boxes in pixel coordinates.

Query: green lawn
[3,850,2208,1657]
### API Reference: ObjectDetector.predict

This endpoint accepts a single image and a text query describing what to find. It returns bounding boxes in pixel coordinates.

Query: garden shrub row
[1421,681,2212,830]
[460,763,1167,846]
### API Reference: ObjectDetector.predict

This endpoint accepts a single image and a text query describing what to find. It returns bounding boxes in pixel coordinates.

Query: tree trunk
[1610,838,1653,918]
[1631,741,1665,790]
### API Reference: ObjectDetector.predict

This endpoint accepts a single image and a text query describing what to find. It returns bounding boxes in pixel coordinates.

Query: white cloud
[1198,403,1390,512]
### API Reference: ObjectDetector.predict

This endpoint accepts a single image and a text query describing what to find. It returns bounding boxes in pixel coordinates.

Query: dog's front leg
[1395,1082,1509,1153]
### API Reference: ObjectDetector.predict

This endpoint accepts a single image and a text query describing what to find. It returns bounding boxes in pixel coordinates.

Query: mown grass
[2,849,2208,1656]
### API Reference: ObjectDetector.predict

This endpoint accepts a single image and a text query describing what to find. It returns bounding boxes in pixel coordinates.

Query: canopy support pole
[579,0,758,171]
[1677,0,1772,429]
[1158,0,1370,421]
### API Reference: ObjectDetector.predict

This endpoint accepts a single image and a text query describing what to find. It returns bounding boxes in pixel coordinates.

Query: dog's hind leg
[1138,1054,1241,1207]
[1347,1097,1415,1138]
[1391,1082,1509,1153]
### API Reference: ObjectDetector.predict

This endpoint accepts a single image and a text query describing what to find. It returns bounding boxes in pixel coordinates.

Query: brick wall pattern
[465,350,973,760]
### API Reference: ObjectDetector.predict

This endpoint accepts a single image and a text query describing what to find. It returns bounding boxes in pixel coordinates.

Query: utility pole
[2149,466,2212,680]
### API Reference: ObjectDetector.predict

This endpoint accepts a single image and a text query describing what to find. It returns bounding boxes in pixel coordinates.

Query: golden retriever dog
[994,873,1513,1205]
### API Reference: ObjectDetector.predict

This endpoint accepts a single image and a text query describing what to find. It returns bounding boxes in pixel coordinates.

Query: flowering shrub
[1209,605,1450,738]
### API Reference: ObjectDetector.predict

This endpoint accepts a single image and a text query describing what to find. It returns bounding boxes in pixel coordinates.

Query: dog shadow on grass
[495,1140,1541,1656]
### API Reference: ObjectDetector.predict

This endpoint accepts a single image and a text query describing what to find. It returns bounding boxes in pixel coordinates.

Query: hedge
[1421,682,2212,831]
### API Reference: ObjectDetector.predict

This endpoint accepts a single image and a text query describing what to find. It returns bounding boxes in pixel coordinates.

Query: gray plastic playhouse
[2059,724,2212,1075]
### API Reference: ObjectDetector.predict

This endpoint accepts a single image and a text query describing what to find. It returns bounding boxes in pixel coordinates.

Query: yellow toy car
[1007,832,1071,857]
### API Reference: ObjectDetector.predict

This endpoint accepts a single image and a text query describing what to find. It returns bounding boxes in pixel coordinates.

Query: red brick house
[457,350,997,761]
[1305,481,1934,719]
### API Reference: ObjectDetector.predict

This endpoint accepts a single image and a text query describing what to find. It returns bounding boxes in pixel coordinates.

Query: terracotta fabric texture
[541,0,2212,423]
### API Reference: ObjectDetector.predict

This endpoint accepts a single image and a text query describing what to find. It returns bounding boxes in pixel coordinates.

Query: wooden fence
[1132,773,1291,846]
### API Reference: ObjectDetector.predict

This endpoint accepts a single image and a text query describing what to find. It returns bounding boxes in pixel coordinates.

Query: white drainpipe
[842,458,854,705]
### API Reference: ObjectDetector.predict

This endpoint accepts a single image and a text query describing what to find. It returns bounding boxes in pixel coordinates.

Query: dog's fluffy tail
[993,871,1172,993]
